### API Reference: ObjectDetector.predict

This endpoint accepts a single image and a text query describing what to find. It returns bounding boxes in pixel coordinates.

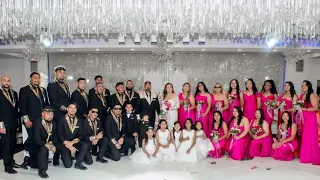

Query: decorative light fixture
[151,35,172,62]
[283,39,307,64]
[0,0,319,39]
[22,40,46,62]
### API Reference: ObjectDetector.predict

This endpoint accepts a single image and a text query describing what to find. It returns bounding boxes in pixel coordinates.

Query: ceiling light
[265,76,269,80]
[238,49,241,51]
[131,48,134,51]
[273,49,277,52]
[41,36,52,47]
[72,54,75,56]
[96,49,99,51]
[88,54,90,55]
[243,54,246,55]
[201,49,205,51]
[267,38,278,48]
[60,49,64,51]
[306,50,311,52]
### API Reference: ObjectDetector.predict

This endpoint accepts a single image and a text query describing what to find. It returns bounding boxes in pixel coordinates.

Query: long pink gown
[178,93,195,128]
[243,93,257,121]
[226,91,241,121]
[248,121,272,157]
[195,94,210,136]
[258,92,276,125]
[277,94,293,125]
[208,124,226,158]
[211,94,228,124]
[225,120,250,160]
[299,94,320,165]
[271,124,298,161]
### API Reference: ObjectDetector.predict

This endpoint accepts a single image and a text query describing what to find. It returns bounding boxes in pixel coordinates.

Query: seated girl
[209,111,228,158]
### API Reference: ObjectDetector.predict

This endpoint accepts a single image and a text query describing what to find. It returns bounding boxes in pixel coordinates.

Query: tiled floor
[0,152,319,180]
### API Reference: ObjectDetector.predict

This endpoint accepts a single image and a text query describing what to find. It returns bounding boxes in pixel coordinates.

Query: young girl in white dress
[171,121,182,152]
[156,119,176,161]
[176,118,203,163]
[130,127,161,164]
[195,121,215,158]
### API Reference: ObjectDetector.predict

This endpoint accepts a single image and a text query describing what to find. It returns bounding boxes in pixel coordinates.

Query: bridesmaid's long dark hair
[163,83,174,99]
[255,109,265,126]
[195,82,209,96]
[229,106,244,127]
[172,121,181,141]
[285,81,296,101]
[280,111,292,130]
[245,78,258,95]
[212,111,224,129]
[261,79,278,94]
[303,80,313,106]
[228,79,240,100]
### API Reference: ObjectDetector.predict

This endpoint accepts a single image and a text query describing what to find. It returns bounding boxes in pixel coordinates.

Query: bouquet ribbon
[295,106,304,135]
[267,106,273,119]
[215,102,223,114]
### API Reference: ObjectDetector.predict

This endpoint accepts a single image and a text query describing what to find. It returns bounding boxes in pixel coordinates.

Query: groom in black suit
[71,78,89,120]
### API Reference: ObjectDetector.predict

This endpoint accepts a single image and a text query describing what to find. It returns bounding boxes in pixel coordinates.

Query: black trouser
[0,128,16,167]
[24,126,34,152]
[37,146,49,171]
[104,136,135,161]
[56,141,92,168]
[124,135,136,153]
[53,111,65,162]
[88,137,108,158]
[138,136,145,148]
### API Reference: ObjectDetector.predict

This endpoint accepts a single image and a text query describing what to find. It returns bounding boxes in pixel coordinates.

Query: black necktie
[69,117,74,125]
[90,120,95,133]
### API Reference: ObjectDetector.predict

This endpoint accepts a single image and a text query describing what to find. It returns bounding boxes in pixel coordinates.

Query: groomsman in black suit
[71,78,89,120]
[89,82,108,126]
[0,75,19,174]
[138,81,160,128]
[125,80,141,119]
[88,75,110,110]
[83,107,108,163]
[109,82,128,110]
[19,72,49,169]
[104,104,135,161]
[47,66,71,166]
[56,103,92,170]
[122,102,138,155]
[32,106,57,178]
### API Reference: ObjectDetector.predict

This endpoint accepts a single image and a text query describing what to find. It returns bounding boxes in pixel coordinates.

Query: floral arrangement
[210,130,220,143]
[251,126,263,135]
[227,94,236,101]
[293,100,304,110]
[183,100,190,111]
[160,100,171,118]
[196,100,204,106]
[277,100,286,110]
[264,100,277,109]
[229,126,241,136]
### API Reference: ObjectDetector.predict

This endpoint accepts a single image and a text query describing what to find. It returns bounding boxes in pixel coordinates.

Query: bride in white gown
[159,83,180,129]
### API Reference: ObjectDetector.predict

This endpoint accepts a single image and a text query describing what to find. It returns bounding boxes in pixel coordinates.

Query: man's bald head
[1,75,11,88]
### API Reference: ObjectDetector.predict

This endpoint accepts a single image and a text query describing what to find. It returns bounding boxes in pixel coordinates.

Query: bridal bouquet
[251,126,263,135]
[277,100,286,110]
[210,130,220,143]
[183,100,190,111]
[293,100,304,110]
[264,100,277,109]
[229,126,241,136]
[227,94,236,101]
[196,100,204,106]
[160,100,171,118]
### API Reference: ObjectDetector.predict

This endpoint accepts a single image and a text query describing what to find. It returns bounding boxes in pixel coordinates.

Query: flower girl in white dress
[195,121,215,158]
[130,127,161,164]
[156,120,176,161]
[171,121,182,152]
[176,119,203,163]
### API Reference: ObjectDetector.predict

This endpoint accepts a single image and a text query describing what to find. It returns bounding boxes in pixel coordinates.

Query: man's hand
[25,120,33,128]
[118,137,124,145]
[45,143,51,150]
[69,146,77,155]
[0,128,6,134]
[92,139,99,145]
[64,141,73,149]
[115,143,121,149]
[72,138,79,144]
[51,146,56,153]
[96,132,103,139]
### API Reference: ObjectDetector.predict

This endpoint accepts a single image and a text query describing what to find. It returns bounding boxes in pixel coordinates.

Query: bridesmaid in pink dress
[225,107,250,160]
[178,83,196,128]
[257,80,278,127]
[248,109,272,157]
[194,82,212,137]
[209,111,228,158]
[243,79,258,121]
[227,79,243,121]
[299,80,320,165]
[272,111,298,161]
[277,81,298,125]
[211,83,229,126]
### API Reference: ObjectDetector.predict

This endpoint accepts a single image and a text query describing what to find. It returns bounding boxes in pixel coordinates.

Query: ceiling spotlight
[243,54,246,55]
[306,50,311,52]
[72,54,75,56]
[238,49,241,51]
[88,54,90,55]
[60,49,64,51]
[267,38,278,48]
[273,49,277,52]
[131,48,134,51]
[265,76,269,80]
[96,49,99,51]
[40,34,53,47]
[86,79,90,83]
[201,49,205,51]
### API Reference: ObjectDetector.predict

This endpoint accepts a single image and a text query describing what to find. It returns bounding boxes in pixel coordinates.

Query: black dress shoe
[96,157,108,163]
[74,163,87,170]
[38,171,49,178]
[53,159,59,166]
[21,157,29,169]
[5,167,17,174]
[12,162,21,168]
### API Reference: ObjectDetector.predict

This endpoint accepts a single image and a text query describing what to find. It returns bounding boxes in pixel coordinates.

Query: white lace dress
[157,129,176,161]
[130,138,161,164]
[176,129,203,163]
[195,130,214,158]
[160,95,180,129]
[172,131,181,151]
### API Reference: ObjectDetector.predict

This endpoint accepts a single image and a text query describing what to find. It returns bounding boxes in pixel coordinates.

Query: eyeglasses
[214,86,221,88]
[91,111,99,114]
[113,108,122,110]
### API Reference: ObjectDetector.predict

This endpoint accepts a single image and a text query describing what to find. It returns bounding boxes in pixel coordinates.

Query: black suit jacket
[109,93,128,110]
[33,118,58,146]
[105,114,125,143]
[89,91,108,122]
[83,118,104,142]
[47,81,71,118]
[58,115,83,142]
[125,91,141,114]
[19,85,49,123]
[139,92,160,123]
[89,88,110,108]
[122,112,138,137]
[71,89,89,119]
[0,89,19,130]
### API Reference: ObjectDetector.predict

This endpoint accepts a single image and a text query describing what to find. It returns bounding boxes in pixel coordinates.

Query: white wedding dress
[160,95,180,129]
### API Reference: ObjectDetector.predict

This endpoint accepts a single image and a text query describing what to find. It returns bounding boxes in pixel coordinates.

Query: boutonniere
[75,126,79,129]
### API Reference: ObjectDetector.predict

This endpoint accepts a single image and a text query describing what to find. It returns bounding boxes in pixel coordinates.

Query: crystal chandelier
[22,40,46,62]
[0,0,319,39]
[283,40,307,64]
[151,35,172,62]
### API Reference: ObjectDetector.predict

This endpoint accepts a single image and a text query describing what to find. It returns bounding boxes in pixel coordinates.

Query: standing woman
[178,83,196,128]
[277,81,298,125]
[299,80,320,165]
[257,80,278,127]
[194,82,212,136]
[159,83,180,129]
[242,79,258,121]
[227,79,243,120]
[211,83,229,125]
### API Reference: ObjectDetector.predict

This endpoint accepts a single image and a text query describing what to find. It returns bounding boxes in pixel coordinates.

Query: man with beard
[31,106,57,178]
[19,72,49,169]
[56,103,92,170]
[138,81,160,129]
[47,66,71,166]
[109,82,127,111]
[104,104,135,161]
[83,107,108,163]
[0,75,19,174]
[88,75,110,110]
[71,78,89,120]
[125,80,141,119]
[89,82,108,126]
